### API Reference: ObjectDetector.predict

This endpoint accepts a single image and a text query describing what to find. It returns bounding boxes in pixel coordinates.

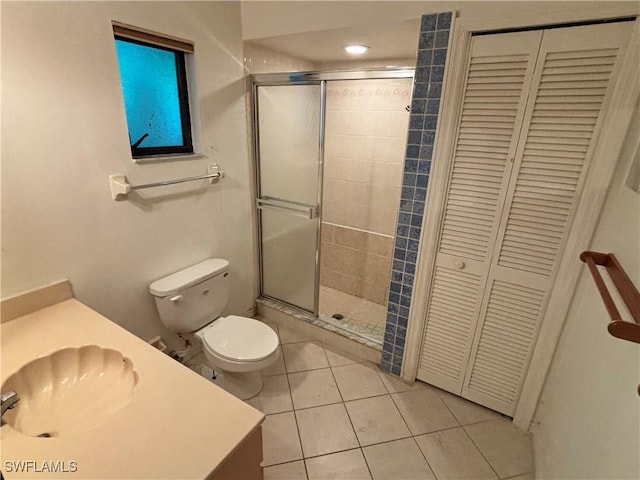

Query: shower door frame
[251,68,415,316]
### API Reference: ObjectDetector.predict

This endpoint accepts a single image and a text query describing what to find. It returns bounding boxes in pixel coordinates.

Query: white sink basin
[2,345,138,437]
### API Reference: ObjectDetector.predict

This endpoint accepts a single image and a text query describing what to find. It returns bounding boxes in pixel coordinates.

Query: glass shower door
[255,83,323,313]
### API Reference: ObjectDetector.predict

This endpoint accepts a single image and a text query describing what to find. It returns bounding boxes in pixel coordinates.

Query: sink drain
[332,313,344,320]
[37,432,52,438]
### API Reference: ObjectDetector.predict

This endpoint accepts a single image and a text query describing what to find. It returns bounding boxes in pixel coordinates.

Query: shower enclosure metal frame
[251,68,415,317]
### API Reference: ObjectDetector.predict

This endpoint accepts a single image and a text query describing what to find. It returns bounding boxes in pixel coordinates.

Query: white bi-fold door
[417,21,633,415]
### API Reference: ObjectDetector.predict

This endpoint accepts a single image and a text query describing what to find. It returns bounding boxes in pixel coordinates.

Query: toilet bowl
[195,316,279,399]
[149,258,279,400]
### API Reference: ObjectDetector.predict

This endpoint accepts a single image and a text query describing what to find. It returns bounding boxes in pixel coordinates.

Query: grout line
[431,388,463,428]
[501,471,534,480]
[461,425,502,479]
[383,392,414,436]
[290,398,343,412]
[286,372,309,480]
[340,392,391,405]
[378,370,397,395]
[261,458,305,470]
[410,435,439,479]
[319,341,331,366]
[326,361,364,454]
[458,417,502,428]
[302,445,366,462]
[280,339,314,345]
[359,434,415,451]
[302,445,362,460]
[412,424,464,438]
[358,446,375,480]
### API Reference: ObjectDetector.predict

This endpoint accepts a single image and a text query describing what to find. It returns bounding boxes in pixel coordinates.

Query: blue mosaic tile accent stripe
[381,11,453,375]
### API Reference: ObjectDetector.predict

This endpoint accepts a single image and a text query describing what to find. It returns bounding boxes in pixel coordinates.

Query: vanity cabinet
[210,426,263,480]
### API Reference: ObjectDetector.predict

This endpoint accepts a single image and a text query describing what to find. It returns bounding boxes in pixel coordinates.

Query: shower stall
[252,69,413,348]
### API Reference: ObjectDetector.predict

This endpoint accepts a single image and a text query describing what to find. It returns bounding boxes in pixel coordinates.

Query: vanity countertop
[0,298,265,479]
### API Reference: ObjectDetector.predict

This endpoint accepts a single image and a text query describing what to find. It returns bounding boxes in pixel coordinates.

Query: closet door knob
[455,260,466,270]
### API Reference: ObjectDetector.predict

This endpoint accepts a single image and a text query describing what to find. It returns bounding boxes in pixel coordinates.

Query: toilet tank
[149,258,230,333]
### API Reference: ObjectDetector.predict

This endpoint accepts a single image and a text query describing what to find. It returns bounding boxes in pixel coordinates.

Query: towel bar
[109,164,224,200]
[580,251,640,344]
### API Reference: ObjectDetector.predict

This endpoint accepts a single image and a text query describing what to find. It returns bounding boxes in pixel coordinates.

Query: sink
[1,345,138,437]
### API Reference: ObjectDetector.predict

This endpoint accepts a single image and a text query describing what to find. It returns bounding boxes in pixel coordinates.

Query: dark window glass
[115,37,192,157]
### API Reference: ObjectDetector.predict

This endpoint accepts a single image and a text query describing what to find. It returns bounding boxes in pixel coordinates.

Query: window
[113,23,194,158]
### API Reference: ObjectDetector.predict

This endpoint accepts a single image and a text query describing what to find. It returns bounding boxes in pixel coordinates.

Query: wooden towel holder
[580,251,640,344]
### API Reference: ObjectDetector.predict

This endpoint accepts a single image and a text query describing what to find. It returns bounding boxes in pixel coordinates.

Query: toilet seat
[196,316,279,362]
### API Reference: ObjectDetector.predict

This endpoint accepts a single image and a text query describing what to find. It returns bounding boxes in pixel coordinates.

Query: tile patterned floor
[250,322,534,480]
[318,286,387,345]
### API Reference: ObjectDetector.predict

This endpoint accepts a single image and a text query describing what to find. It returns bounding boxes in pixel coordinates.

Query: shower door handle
[257,197,319,219]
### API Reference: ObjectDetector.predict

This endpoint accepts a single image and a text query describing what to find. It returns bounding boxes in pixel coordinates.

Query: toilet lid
[202,316,279,362]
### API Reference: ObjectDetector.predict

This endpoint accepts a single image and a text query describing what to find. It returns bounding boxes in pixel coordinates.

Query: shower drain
[332,313,344,320]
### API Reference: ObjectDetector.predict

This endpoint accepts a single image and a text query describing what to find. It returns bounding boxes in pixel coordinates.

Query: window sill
[132,153,208,164]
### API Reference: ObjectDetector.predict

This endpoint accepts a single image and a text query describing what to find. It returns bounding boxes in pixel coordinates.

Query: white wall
[532,100,640,479]
[1,2,253,348]
[241,1,639,40]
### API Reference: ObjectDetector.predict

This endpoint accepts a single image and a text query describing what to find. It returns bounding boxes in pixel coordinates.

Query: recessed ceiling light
[344,44,370,56]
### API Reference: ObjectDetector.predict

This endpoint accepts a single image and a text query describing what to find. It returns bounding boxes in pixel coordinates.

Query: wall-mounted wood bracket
[580,251,640,344]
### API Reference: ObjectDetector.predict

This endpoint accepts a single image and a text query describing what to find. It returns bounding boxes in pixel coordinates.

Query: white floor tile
[345,395,411,446]
[283,342,330,373]
[305,449,372,480]
[295,403,359,458]
[378,371,428,393]
[363,438,436,480]
[437,390,502,425]
[246,374,293,414]
[392,388,459,435]
[262,346,286,376]
[279,325,313,344]
[264,460,308,480]
[464,419,533,479]
[264,321,280,336]
[502,473,534,480]
[323,347,359,367]
[332,363,387,401]
[262,412,303,467]
[288,368,342,409]
[415,427,497,480]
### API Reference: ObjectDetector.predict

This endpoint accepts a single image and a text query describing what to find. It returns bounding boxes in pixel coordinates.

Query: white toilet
[149,258,279,400]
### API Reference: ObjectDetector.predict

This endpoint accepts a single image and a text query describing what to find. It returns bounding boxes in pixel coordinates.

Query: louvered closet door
[418,21,632,415]
[416,31,542,393]
[460,22,633,415]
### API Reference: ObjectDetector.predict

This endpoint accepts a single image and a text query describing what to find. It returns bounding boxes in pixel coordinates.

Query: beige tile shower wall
[320,78,410,305]
[244,42,317,74]
[321,224,394,305]
[323,79,411,236]
[315,57,416,71]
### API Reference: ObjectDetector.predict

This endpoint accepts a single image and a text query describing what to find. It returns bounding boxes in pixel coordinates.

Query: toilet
[149,258,279,400]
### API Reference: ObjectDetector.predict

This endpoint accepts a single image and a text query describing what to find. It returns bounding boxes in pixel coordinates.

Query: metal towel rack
[109,164,224,200]
[580,251,640,344]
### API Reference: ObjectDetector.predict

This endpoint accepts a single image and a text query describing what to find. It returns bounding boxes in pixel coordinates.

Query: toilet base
[216,370,264,400]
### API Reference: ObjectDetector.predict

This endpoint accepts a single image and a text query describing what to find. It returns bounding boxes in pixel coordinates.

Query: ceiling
[245,18,422,63]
